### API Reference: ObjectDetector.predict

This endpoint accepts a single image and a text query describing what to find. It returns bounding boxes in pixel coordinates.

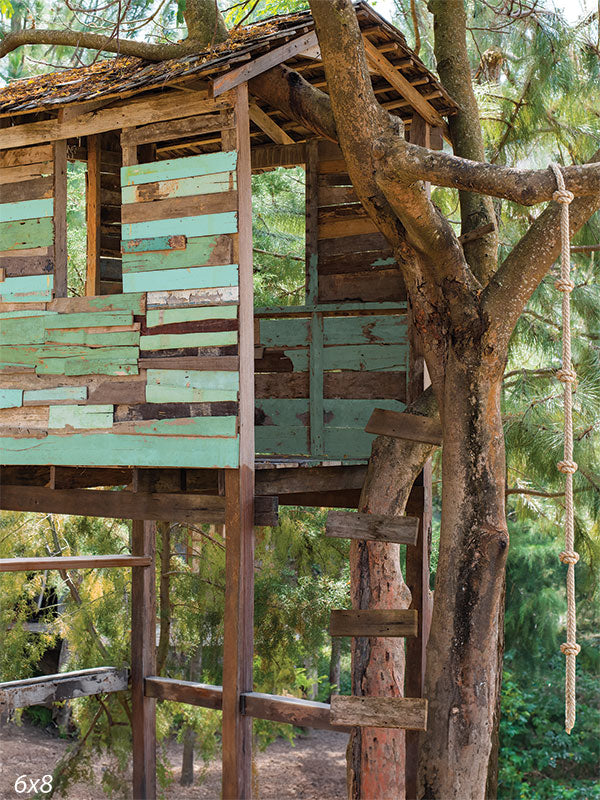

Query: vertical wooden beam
[305,138,319,305]
[221,83,255,800]
[131,519,156,800]
[309,311,324,458]
[85,134,101,296]
[52,140,67,298]
[405,112,436,799]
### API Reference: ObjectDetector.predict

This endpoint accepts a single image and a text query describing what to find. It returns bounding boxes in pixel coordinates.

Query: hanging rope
[549,162,580,734]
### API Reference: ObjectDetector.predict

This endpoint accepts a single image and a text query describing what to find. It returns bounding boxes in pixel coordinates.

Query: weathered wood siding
[255,306,407,461]
[0,140,243,468]
[0,144,55,301]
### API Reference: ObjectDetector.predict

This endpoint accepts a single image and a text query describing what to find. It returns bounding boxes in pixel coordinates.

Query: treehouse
[0,5,457,799]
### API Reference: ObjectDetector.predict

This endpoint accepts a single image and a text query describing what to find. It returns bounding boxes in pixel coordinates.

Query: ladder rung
[330,609,418,638]
[0,555,152,572]
[326,510,419,545]
[330,695,427,730]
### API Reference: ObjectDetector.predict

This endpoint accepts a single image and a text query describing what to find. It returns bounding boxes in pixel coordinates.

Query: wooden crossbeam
[249,102,294,145]
[326,509,419,545]
[0,667,127,712]
[0,555,151,572]
[330,695,428,730]
[0,91,231,151]
[365,408,443,446]
[362,36,449,136]
[144,677,223,709]
[241,691,346,732]
[330,609,418,638]
[213,31,319,97]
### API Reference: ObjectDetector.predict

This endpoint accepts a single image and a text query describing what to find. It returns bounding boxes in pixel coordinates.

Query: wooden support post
[131,520,156,800]
[53,140,67,298]
[404,111,437,800]
[221,82,255,800]
[85,134,101,296]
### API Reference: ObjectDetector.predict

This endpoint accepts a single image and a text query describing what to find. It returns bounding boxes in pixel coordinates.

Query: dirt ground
[0,720,348,799]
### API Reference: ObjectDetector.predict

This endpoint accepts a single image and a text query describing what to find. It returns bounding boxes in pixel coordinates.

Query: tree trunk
[418,352,508,800]
[329,636,342,700]
[180,725,196,786]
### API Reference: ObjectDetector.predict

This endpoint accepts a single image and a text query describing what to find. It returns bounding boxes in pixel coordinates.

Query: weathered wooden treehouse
[0,5,457,798]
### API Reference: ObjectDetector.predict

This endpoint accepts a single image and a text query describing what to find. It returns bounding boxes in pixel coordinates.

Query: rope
[549,163,580,735]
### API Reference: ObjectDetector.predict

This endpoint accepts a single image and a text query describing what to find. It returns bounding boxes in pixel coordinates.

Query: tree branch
[429,0,498,283]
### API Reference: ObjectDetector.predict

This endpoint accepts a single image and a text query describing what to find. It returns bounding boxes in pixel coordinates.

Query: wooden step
[330,609,418,638]
[326,509,419,545]
[241,692,346,732]
[330,695,427,731]
[144,677,223,709]
[365,408,442,446]
[0,667,128,713]
[0,555,152,572]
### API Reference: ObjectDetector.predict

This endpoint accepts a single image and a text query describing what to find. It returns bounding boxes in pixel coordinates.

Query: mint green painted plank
[1,316,46,344]
[255,399,309,427]
[121,235,186,253]
[49,404,113,429]
[121,151,237,186]
[323,344,407,372]
[123,212,237,242]
[0,388,23,408]
[323,428,378,460]
[66,293,145,313]
[35,347,139,376]
[0,274,53,302]
[23,386,87,404]
[146,369,238,403]
[146,304,237,327]
[0,310,58,319]
[0,198,53,223]
[140,329,236,350]
[0,433,240,468]
[255,426,309,456]
[46,329,140,347]
[123,235,232,272]
[125,416,237,437]
[0,217,53,251]
[121,172,235,204]
[310,312,324,457]
[123,264,238,294]
[44,312,133,329]
[283,349,309,371]
[323,399,405,428]
[0,344,93,367]
[259,317,309,348]
[324,315,408,346]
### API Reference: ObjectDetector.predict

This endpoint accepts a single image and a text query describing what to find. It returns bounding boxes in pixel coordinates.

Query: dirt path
[0,721,348,799]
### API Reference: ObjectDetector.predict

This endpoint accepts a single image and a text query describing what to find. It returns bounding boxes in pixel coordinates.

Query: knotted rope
[549,163,580,734]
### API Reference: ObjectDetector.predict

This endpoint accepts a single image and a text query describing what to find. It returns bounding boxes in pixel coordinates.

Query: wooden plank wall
[315,140,406,303]
[0,143,56,302]
[255,308,408,460]
[0,117,245,470]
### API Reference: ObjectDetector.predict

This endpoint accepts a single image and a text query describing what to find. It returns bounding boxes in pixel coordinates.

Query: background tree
[0,1,598,799]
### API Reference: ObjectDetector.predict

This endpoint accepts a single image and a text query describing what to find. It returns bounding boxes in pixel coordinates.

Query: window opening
[252,166,306,307]
[66,159,87,297]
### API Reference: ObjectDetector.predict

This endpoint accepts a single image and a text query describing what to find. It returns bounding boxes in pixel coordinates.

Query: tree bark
[418,348,508,800]
[180,725,196,786]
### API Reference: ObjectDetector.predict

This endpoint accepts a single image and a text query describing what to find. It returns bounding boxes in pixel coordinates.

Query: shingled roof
[0,2,457,126]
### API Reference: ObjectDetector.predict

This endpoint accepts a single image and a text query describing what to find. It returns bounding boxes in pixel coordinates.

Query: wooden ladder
[325,509,428,731]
